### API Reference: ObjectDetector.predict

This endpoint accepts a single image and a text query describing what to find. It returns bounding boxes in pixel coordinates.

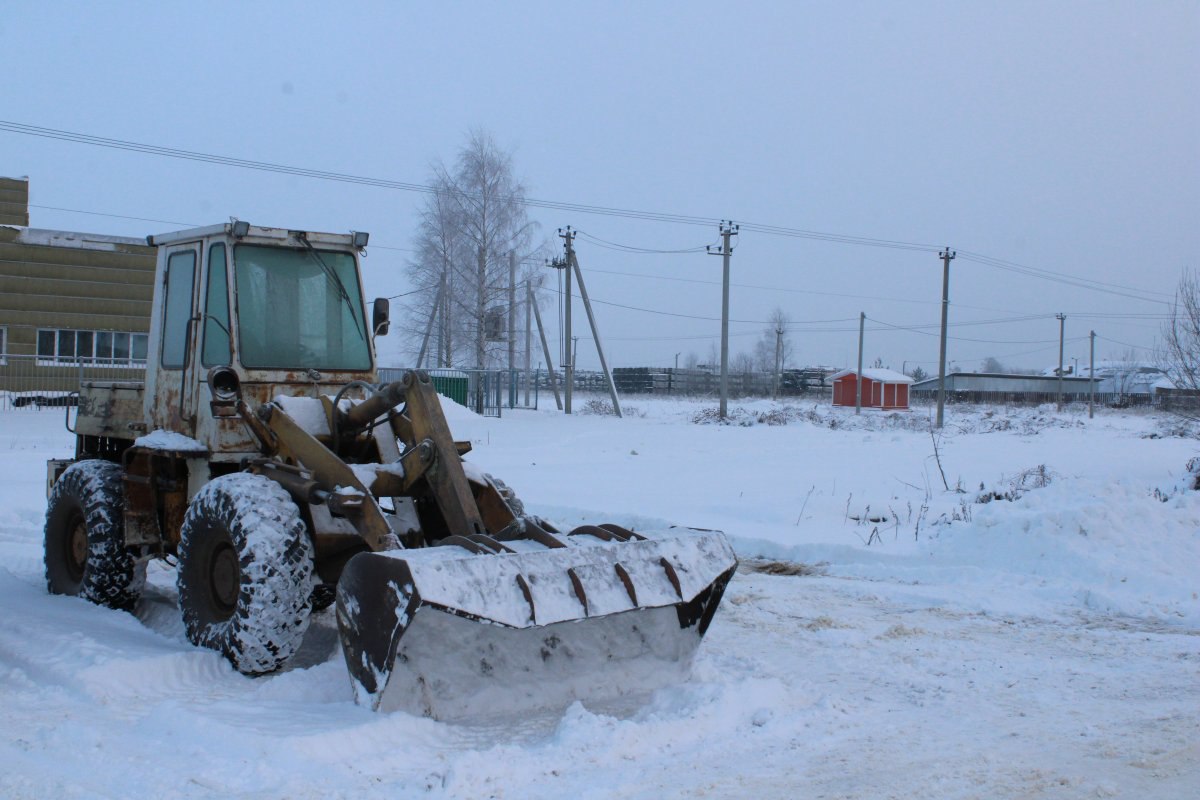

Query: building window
[36,329,149,366]
[0,326,6,365]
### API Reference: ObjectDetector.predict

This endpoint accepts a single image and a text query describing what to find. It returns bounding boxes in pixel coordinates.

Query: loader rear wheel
[44,460,145,611]
[177,473,315,675]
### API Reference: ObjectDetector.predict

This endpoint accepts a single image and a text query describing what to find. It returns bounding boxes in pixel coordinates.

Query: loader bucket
[335,526,736,721]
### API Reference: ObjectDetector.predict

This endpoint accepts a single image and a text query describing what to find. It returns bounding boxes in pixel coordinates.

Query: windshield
[233,244,371,370]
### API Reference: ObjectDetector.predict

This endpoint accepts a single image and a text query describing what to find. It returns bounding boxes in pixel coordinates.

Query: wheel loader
[43,221,736,720]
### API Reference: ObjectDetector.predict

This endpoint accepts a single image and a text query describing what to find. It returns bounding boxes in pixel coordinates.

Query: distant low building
[911,371,1095,404]
[1087,362,1172,396]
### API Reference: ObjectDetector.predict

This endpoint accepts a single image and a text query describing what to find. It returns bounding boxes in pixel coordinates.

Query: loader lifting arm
[254,371,507,551]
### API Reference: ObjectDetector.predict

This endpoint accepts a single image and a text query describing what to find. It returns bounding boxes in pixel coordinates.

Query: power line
[19,198,1166,360]
[956,250,1171,304]
[1067,311,1171,319]
[384,288,423,300]
[866,315,1070,345]
[558,260,1057,317]
[958,248,1172,298]
[575,329,763,343]
[1096,334,1155,352]
[28,203,197,228]
[0,119,962,255]
[550,291,779,324]
[5,118,1175,314]
[24,201,1176,336]
[20,203,1166,353]
[541,284,1081,342]
[574,230,715,254]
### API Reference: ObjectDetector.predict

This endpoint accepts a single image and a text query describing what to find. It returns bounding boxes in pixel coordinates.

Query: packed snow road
[1,399,1197,798]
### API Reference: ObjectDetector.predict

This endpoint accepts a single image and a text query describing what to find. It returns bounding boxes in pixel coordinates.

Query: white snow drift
[1,398,1196,798]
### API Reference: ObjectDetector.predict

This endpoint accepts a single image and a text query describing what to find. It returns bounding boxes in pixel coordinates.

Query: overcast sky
[2,1,1196,374]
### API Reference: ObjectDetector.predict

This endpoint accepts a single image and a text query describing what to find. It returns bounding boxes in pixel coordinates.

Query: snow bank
[2,402,1197,798]
[437,395,479,425]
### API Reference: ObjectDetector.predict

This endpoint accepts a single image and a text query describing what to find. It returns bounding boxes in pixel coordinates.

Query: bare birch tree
[754,308,794,372]
[403,130,543,368]
[1160,270,1200,393]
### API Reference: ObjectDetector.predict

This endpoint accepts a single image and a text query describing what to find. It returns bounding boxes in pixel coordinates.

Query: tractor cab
[142,222,386,455]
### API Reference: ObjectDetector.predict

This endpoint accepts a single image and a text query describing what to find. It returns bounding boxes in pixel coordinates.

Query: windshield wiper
[300,238,365,341]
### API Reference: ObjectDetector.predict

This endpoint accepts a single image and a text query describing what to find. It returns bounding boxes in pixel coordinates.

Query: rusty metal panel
[192,382,260,458]
[76,382,146,439]
[121,448,193,550]
[45,459,72,498]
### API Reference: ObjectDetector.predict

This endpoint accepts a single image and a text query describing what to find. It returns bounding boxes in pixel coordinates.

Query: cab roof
[147,222,365,249]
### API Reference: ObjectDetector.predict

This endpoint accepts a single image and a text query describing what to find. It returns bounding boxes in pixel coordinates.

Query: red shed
[831,368,913,410]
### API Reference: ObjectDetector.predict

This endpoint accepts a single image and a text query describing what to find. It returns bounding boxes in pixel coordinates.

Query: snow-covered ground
[1,397,1197,798]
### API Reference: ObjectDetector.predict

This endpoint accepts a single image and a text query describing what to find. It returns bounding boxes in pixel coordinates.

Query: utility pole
[508,250,517,373]
[773,323,784,399]
[524,278,532,407]
[475,244,487,370]
[507,250,517,409]
[856,311,865,414]
[568,244,623,417]
[1056,313,1066,410]
[417,272,446,369]
[707,222,738,419]
[936,247,955,428]
[557,227,575,414]
[529,283,562,410]
[1089,329,1096,419]
[439,270,450,366]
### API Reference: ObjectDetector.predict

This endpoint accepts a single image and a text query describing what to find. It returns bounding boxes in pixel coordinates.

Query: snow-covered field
[1,397,1197,799]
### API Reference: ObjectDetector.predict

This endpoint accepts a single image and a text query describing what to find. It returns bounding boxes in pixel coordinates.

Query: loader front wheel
[177,473,315,675]
[44,460,144,611]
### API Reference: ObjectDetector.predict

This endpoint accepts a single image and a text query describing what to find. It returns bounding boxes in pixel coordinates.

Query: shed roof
[3,225,149,251]
[830,368,913,384]
[911,372,1093,390]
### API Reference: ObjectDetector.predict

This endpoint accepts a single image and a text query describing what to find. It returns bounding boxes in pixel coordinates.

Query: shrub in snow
[1184,457,1200,491]
[690,406,756,426]
[976,464,1055,504]
[1146,416,1200,439]
[740,559,826,577]
[578,398,616,416]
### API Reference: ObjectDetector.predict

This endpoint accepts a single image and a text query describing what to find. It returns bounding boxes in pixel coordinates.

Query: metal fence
[0,354,146,411]
[609,367,833,398]
[379,368,544,418]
